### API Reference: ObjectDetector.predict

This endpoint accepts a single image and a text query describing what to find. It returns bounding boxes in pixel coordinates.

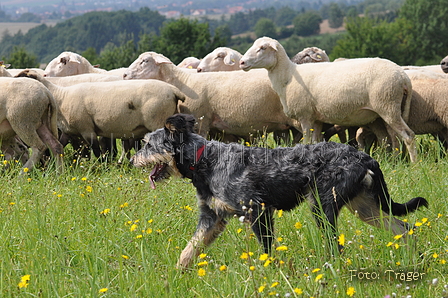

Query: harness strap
[189,145,205,171]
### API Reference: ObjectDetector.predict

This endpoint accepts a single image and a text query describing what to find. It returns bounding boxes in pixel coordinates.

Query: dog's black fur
[131,114,428,268]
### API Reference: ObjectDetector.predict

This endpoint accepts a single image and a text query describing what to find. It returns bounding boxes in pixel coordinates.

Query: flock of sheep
[1,36,448,172]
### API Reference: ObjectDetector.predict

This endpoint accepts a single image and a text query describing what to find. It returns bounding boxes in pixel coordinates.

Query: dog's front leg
[177,201,226,269]
[250,206,275,254]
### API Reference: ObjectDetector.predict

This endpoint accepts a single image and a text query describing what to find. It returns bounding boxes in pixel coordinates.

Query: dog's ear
[165,114,196,134]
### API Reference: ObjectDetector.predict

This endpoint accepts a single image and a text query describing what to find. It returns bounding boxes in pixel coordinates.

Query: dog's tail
[370,167,428,216]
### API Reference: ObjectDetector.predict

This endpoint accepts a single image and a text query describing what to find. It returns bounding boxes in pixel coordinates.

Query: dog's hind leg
[346,194,410,238]
[310,199,342,253]
[177,203,227,269]
[250,206,275,254]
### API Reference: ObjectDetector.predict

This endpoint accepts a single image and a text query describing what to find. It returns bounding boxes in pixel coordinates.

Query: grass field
[0,136,447,297]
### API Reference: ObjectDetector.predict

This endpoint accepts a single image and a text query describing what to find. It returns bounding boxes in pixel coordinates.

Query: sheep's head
[44,51,84,77]
[123,52,172,80]
[197,47,242,72]
[291,47,330,64]
[239,37,279,71]
[441,54,448,73]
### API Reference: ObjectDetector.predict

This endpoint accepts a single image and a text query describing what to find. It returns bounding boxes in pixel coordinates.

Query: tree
[4,46,39,68]
[399,0,448,64]
[328,3,344,28]
[293,11,322,37]
[330,16,407,64]
[150,18,216,64]
[254,18,277,38]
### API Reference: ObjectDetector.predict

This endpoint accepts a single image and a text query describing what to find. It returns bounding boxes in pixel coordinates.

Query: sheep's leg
[311,122,324,143]
[37,124,64,173]
[300,119,313,144]
[382,117,417,162]
[82,133,102,158]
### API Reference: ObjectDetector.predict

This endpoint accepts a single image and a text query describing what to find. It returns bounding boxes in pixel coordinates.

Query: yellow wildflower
[276,246,288,251]
[86,186,92,192]
[81,177,87,181]
[259,253,269,261]
[294,288,303,294]
[197,268,206,277]
[312,268,321,273]
[394,234,403,240]
[277,210,283,218]
[433,253,438,259]
[122,255,129,260]
[249,266,256,271]
[219,265,227,271]
[100,208,111,215]
[199,253,207,259]
[18,275,30,288]
[338,234,345,246]
[263,259,272,267]
[294,222,302,229]
[130,224,138,231]
[99,288,108,293]
[258,285,266,293]
[346,286,355,297]
[23,167,29,173]
[197,261,208,266]
[270,282,279,288]
[315,274,324,282]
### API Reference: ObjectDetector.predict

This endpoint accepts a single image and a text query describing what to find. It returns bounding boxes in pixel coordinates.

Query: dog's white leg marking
[177,199,227,268]
[346,194,409,237]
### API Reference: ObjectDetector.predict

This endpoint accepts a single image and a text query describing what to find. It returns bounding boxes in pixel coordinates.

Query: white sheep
[17,70,185,159]
[359,70,448,150]
[196,47,242,72]
[7,68,45,77]
[441,54,448,73]
[291,47,330,64]
[47,73,121,86]
[123,52,302,141]
[177,57,201,69]
[0,76,64,172]
[239,37,417,162]
[43,51,126,77]
[401,65,445,74]
[0,62,12,77]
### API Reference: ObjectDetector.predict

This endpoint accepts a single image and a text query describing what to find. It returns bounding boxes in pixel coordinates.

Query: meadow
[0,135,447,298]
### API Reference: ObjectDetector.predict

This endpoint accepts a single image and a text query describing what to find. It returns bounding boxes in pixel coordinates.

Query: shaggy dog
[131,114,428,268]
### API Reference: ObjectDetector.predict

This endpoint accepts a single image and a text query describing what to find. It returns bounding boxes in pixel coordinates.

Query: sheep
[123,52,302,142]
[0,76,64,172]
[291,46,330,64]
[46,73,122,86]
[43,51,126,77]
[16,70,185,159]
[239,37,418,162]
[177,57,201,69]
[0,62,12,77]
[7,68,45,77]
[359,70,448,151]
[441,55,448,73]
[196,47,242,72]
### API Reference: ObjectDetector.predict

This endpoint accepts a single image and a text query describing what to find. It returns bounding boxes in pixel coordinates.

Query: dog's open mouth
[149,163,168,189]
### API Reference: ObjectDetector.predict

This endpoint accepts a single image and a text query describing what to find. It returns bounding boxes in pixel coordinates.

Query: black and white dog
[131,114,428,268]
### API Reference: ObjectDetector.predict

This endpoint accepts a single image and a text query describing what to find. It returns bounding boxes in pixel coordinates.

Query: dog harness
[189,145,205,171]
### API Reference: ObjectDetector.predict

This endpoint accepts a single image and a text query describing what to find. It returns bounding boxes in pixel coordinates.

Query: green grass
[0,137,447,298]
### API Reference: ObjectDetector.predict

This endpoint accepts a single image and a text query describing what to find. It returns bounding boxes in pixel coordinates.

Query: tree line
[1,0,447,69]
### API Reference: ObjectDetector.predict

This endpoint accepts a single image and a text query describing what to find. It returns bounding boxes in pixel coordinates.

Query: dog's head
[131,114,197,189]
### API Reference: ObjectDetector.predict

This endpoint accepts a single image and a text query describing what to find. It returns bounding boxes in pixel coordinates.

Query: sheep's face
[197,47,242,72]
[44,52,82,77]
[124,52,172,80]
[240,37,278,71]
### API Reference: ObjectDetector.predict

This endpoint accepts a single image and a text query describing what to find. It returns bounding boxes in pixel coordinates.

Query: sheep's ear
[153,53,173,65]
[268,40,278,51]
[223,51,238,66]
[68,53,82,64]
